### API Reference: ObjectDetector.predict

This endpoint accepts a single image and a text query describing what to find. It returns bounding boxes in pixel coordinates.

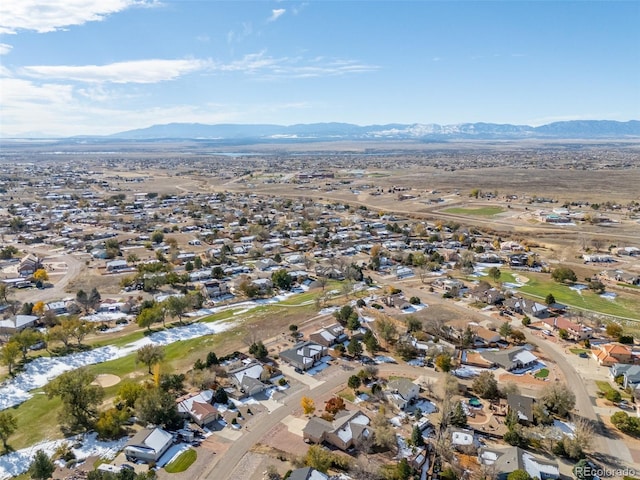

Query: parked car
[579,352,589,358]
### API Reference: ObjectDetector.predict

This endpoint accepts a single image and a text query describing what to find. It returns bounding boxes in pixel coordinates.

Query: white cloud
[212,52,379,78]
[0,43,12,55]
[268,8,286,22]
[22,58,210,83]
[0,76,312,136]
[0,0,156,34]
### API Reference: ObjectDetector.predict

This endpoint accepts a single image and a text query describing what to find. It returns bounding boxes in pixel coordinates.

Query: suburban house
[280,341,328,371]
[0,314,39,334]
[309,323,347,347]
[593,343,634,366]
[507,393,536,426]
[251,277,273,293]
[315,266,345,280]
[124,427,173,463]
[600,269,640,286]
[480,346,539,372]
[203,280,230,299]
[288,467,328,480]
[303,410,371,450]
[478,446,559,480]
[540,317,591,341]
[45,301,68,315]
[469,285,505,305]
[18,254,41,276]
[255,258,278,271]
[504,297,549,318]
[106,259,129,273]
[386,377,420,410]
[610,364,640,389]
[176,390,219,426]
[472,326,502,347]
[434,278,465,293]
[228,361,269,398]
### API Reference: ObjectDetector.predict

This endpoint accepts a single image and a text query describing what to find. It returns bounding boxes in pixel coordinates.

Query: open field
[515,272,640,320]
[442,206,506,216]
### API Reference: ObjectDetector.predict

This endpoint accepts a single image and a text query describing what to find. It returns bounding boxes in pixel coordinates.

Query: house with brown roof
[592,343,633,367]
[176,390,219,426]
[540,317,591,341]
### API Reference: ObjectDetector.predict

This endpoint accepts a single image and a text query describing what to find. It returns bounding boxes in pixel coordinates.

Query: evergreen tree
[214,386,229,404]
[411,425,425,447]
[29,450,55,480]
[347,338,363,357]
[206,351,219,366]
[449,401,468,427]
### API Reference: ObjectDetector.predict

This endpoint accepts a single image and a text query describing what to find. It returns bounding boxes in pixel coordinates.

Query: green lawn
[165,448,197,473]
[534,368,549,379]
[507,271,640,321]
[443,206,505,216]
[7,390,63,451]
[569,348,590,355]
[596,380,617,395]
[2,285,332,450]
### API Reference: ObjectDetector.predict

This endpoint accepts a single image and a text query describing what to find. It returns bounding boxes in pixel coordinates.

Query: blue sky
[0,0,639,136]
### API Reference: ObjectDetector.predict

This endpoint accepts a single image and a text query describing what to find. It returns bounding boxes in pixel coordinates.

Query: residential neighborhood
[0,155,638,480]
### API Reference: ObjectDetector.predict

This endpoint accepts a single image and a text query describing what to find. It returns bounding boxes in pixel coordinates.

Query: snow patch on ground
[412,399,437,415]
[0,320,236,411]
[319,306,339,315]
[81,312,130,323]
[0,432,127,480]
[401,303,427,314]
[453,366,481,378]
[553,419,575,438]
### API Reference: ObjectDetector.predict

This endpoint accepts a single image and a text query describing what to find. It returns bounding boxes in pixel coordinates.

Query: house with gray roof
[303,409,370,450]
[0,314,39,334]
[280,341,327,371]
[480,346,539,372]
[124,427,173,463]
[386,377,420,410]
[309,323,347,347]
[228,360,269,398]
[504,297,549,319]
[507,393,536,426]
[610,363,640,389]
[478,446,559,480]
[288,467,328,480]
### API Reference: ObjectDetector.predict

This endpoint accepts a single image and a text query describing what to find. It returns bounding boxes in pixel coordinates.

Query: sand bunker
[92,374,121,388]
[514,275,530,284]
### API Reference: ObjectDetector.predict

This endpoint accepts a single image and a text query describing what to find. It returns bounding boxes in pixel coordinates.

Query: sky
[0,0,639,137]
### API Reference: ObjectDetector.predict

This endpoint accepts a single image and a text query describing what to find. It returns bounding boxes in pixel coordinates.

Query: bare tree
[591,238,605,253]
[571,416,595,454]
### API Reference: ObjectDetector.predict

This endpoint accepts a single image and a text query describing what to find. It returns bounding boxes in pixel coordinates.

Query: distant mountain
[106,119,640,141]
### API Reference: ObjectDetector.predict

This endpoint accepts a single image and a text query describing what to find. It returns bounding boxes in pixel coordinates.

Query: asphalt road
[200,363,441,480]
[12,252,84,303]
